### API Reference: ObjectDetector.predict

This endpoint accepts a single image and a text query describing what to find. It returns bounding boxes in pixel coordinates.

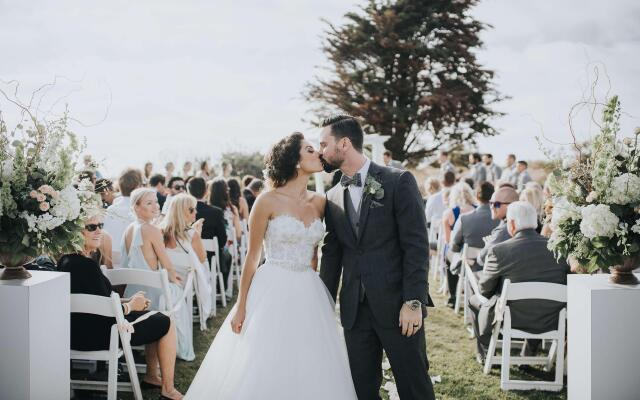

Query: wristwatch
[405,299,422,311]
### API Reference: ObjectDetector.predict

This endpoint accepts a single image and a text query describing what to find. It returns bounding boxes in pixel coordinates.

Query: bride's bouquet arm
[231,195,271,334]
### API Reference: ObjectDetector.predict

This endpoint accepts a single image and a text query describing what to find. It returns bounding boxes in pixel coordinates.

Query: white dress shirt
[345,158,371,213]
[103,196,134,251]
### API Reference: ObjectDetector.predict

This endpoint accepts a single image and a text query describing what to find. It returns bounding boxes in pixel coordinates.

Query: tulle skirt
[185,261,358,400]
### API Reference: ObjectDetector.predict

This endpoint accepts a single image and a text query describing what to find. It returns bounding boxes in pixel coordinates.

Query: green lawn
[135,278,566,400]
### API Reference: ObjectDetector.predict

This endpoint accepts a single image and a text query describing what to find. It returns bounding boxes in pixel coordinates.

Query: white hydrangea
[21,211,66,232]
[580,204,619,239]
[551,197,582,227]
[632,219,640,235]
[50,185,81,221]
[608,173,640,205]
[0,158,13,180]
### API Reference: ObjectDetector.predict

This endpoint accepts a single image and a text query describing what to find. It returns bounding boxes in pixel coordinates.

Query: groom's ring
[413,324,420,328]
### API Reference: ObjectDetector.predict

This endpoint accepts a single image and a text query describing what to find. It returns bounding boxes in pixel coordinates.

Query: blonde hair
[425,177,441,196]
[130,188,157,216]
[448,182,475,209]
[160,193,197,244]
[519,187,544,221]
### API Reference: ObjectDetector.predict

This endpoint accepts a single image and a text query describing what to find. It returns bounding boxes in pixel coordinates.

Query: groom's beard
[320,156,340,173]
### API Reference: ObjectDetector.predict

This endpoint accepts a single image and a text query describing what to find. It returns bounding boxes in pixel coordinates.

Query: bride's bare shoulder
[308,191,326,218]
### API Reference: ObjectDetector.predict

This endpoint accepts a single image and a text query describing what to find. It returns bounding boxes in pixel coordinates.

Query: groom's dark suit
[320,161,435,400]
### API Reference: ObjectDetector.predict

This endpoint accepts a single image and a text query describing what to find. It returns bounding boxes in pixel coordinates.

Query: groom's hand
[399,304,423,337]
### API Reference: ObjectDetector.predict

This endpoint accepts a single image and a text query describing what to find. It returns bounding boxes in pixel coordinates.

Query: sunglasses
[173,185,185,191]
[85,223,104,232]
[489,201,511,209]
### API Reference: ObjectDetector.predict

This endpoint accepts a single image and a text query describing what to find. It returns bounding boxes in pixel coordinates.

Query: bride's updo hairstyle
[263,132,304,188]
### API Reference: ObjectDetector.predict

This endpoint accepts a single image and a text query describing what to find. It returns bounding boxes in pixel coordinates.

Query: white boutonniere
[364,175,384,200]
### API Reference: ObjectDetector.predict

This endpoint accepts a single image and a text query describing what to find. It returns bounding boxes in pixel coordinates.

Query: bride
[185,133,357,399]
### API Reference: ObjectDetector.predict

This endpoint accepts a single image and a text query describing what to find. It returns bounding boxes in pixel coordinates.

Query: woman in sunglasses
[58,213,183,400]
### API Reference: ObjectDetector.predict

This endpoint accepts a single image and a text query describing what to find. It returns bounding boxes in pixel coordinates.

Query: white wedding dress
[185,214,357,400]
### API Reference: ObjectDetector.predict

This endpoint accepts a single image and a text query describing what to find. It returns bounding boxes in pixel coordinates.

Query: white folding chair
[102,268,173,314]
[454,244,482,319]
[110,250,122,269]
[167,250,200,329]
[226,227,241,297]
[428,217,441,281]
[70,293,142,400]
[483,279,567,392]
[203,237,227,313]
[239,220,249,267]
[434,223,448,294]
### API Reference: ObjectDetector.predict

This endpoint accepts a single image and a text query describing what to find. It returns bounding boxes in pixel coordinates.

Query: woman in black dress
[58,214,183,400]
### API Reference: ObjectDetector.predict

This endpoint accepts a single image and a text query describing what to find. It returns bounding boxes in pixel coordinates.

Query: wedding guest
[83,154,103,179]
[468,152,487,188]
[425,171,455,230]
[120,188,194,361]
[383,150,403,169]
[227,178,249,221]
[181,161,193,180]
[520,186,544,232]
[482,153,502,184]
[244,178,264,214]
[439,150,456,176]
[162,177,186,215]
[197,160,211,181]
[149,174,167,211]
[165,162,176,183]
[476,186,520,267]
[79,170,97,185]
[516,160,532,191]
[424,177,441,199]
[58,214,183,400]
[219,160,233,179]
[161,193,213,322]
[187,177,229,275]
[469,202,569,363]
[143,162,153,185]
[500,154,518,186]
[242,175,255,188]
[95,178,115,208]
[446,182,498,307]
[441,181,476,244]
[208,178,242,242]
[103,168,142,251]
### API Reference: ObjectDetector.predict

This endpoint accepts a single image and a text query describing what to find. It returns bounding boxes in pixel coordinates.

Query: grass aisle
[150,277,566,400]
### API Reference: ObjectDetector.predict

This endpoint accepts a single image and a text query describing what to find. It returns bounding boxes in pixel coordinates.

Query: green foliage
[221,151,265,180]
[305,0,504,165]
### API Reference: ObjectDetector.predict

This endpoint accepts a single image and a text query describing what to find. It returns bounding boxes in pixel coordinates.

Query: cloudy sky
[1,0,639,176]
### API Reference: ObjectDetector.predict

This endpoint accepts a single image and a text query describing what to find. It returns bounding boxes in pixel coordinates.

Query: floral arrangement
[0,110,102,270]
[546,96,640,273]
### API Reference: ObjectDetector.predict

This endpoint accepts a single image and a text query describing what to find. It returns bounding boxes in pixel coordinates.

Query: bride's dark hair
[264,132,304,188]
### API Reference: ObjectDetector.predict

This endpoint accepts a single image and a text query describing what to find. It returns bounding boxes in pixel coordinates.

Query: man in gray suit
[469,152,487,188]
[483,153,502,183]
[516,160,532,191]
[469,202,569,361]
[476,185,520,268]
[447,182,499,307]
[438,150,456,176]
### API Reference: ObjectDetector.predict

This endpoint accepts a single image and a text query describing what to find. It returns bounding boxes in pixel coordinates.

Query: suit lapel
[356,162,382,245]
[329,185,357,245]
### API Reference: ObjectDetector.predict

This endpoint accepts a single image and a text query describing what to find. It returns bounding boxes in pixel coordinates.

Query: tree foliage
[305,0,504,164]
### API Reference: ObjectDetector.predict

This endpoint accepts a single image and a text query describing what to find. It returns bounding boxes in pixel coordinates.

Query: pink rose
[30,190,38,199]
[38,185,54,194]
[36,193,46,202]
[39,202,50,212]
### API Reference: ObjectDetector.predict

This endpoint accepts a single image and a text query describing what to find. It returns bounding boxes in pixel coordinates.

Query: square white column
[568,274,640,400]
[0,271,70,400]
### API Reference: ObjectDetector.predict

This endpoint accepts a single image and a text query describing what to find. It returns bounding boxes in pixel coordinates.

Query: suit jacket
[320,162,433,329]
[451,204,500,253]
[196,201,227,245]
[475,229,569,336]
[242,189,256,213]
[476,220,510,267]
[471,163,487,186]
[156,192,166,211]
[517,170,532,191]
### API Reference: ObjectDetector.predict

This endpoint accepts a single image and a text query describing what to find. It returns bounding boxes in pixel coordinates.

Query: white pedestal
[0,271,70,400]
[568,274,640,400]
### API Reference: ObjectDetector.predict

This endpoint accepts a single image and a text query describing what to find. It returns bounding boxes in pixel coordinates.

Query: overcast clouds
[1,0,639,175]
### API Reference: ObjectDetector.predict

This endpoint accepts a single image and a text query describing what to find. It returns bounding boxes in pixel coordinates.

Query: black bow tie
[340,173,362,187]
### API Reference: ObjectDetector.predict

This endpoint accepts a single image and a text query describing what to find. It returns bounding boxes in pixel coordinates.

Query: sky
[1,0,639,177]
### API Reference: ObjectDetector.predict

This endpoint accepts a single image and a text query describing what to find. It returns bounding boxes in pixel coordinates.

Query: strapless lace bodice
[263,214,325,272]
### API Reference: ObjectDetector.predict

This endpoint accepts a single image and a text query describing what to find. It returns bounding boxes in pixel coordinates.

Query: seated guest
[446,182,498,307]
[520,186,544,232]
[149,173,167,211]
[161,193,213,321]
[162,176,186,215]
[425,171,455,231]
[424,177,441,205]
[227,178,249,221]
[243,178,264,214]
[469,202,569,362]
[242,175,255,188]
[95,178,115,208]
[103,168,142,251]
[59,214,183,400]
[476,186,520,267]
[209,178,242,242]
[121,188,195,361]
[441,181,476,245]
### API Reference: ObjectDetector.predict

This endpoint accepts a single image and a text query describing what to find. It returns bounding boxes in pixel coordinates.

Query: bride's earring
[296,164,301,169]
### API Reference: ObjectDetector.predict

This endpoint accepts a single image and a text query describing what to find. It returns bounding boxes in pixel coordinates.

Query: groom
[319,115,435,400]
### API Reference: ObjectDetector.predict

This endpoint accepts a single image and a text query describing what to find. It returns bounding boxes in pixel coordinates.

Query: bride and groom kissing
[185,115,435,400]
